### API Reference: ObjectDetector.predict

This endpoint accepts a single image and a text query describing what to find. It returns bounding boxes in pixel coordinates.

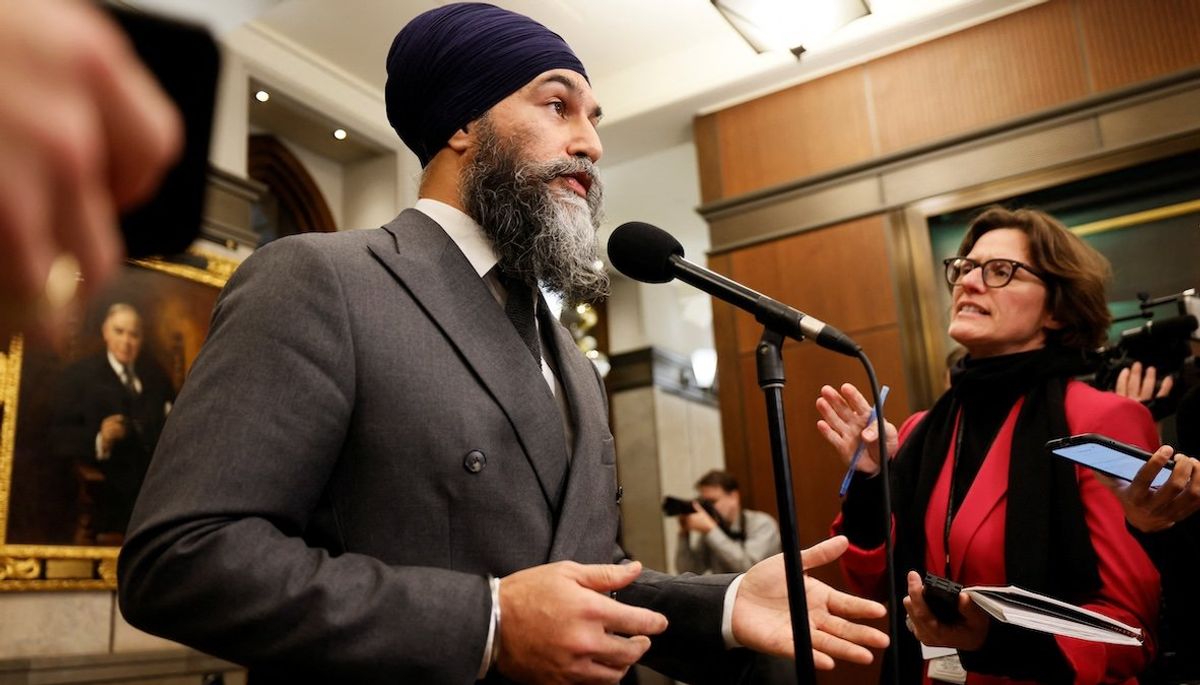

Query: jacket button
[463,450,487,474]
[615,486,623,504]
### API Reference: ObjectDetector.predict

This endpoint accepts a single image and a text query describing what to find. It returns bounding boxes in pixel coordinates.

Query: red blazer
[834,381,1161,684]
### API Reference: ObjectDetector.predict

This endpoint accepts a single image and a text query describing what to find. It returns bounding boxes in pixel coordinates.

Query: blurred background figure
[675,469,782,574]
[50,303,174,545]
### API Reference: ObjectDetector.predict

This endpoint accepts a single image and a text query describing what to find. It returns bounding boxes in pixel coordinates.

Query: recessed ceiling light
[333,128,348,140]
[254,90,270,103]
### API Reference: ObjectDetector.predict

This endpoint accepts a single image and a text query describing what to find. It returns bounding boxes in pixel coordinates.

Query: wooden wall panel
[727,239,786,354]
[1076,0,1200,92]
[693,113,724,204]
[772,216,897,334]
[715,67,875,198]
[708,253,751,509]
[867,0,1089,155]
[725,215,897,354]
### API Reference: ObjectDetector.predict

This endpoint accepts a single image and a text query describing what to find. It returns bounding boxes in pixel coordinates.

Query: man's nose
[567,118,602,163]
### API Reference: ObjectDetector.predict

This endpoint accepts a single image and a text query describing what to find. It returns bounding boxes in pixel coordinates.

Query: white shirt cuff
[722,573,744,648]
[477,576,500,680]
[94,432,110,461]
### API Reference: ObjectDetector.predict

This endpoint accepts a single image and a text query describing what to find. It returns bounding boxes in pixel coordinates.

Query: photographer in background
[675,470,781,575]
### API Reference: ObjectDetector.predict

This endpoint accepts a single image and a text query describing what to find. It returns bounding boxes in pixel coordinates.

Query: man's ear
[447,124,472,153]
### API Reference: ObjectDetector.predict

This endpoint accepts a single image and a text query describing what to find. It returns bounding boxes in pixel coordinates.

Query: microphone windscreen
[607,222,684,284]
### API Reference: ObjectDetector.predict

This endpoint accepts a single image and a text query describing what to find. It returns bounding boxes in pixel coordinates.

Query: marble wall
[0,591,243,683]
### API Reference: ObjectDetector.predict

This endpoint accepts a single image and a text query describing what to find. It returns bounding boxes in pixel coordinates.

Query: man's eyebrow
[539,73,603,122]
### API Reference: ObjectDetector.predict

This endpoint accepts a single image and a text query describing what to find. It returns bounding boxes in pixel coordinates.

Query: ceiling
[134,0,1043,165]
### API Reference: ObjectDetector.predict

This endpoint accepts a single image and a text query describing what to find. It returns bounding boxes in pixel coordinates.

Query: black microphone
[608,221,861,357]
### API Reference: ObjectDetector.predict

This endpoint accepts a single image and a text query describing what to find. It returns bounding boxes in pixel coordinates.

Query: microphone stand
[756,328,815,685]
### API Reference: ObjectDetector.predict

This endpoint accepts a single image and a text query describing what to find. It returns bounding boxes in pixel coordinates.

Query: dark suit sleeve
[48,361,104,463]
[621,568,752,684]
[118,238,490,685]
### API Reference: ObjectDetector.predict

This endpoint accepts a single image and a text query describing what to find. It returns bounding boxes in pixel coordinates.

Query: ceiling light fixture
[333,128,348,140]
[712,0,870,56]
[254,90,270,103]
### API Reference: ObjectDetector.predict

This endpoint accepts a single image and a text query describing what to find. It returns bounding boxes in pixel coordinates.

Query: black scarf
[891,346,1101,600]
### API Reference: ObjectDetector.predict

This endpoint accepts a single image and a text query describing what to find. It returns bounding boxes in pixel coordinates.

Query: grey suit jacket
[118,210,748,684]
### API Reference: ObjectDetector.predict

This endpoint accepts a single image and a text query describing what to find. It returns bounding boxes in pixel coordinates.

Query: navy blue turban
[385,3,588,167]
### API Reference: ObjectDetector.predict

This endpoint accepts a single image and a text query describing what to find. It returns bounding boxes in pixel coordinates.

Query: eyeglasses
[943,257,1047,288]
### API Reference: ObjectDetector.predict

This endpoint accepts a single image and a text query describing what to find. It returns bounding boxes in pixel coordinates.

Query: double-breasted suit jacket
[118,210,742,684]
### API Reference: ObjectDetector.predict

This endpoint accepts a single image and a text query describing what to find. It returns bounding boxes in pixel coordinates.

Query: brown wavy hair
[957,206,1111,350]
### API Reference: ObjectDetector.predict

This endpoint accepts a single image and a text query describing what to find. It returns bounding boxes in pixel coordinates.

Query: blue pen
[839,385,890,497]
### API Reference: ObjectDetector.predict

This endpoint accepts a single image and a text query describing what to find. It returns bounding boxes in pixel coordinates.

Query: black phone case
[106,7,220,258]
[1044,433,1154,460]
[922,573,964,625]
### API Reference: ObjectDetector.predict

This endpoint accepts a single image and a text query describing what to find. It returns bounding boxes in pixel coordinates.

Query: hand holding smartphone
[922,573,965,625]
[1046,434,1172,487]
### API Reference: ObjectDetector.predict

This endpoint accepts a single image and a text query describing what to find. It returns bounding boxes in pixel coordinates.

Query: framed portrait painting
[0,252,235,590]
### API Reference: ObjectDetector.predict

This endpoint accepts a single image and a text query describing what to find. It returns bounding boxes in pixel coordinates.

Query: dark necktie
[501,275,541,365]
[121,364,139,395]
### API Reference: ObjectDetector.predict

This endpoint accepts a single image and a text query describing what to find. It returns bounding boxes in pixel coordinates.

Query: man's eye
[550,101,565,116]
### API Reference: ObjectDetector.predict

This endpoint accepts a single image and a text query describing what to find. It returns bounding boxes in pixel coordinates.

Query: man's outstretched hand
[733,535,890,669]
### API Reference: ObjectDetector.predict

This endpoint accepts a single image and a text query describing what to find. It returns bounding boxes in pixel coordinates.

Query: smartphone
[106,6,220,258]
[922,573,964,625]
[1046,434,1172,487]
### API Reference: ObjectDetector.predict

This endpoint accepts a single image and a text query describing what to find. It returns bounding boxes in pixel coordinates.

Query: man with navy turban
[118,4,889,683]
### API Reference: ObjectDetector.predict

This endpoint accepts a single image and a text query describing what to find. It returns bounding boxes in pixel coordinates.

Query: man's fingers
[824,585,888,620]
[573,561,643,593]
[800,536,848,570]
[811,649,836,671]
[811,624,882,665]
[595,596,668,637]
[593,633,652,671]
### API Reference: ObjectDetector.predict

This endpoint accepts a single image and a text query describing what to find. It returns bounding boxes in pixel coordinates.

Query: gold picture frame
[0,251,237,591]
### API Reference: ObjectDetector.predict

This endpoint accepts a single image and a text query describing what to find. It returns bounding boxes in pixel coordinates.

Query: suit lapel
[947,403,1019,580]
[544,301,610,561]
[367,210,569,509]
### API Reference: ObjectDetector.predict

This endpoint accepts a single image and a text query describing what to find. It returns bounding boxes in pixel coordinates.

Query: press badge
[922,644,967,684]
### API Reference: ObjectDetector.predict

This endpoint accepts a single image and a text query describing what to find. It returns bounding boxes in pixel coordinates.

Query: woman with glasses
[816,206,1161,684]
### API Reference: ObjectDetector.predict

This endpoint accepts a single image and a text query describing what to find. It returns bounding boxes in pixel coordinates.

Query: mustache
[532,156,600,187]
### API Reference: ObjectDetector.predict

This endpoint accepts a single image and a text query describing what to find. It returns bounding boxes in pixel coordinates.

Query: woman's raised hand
[816,383,898,475]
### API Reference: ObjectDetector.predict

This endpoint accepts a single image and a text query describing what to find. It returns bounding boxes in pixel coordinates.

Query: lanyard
[942,415,966,579]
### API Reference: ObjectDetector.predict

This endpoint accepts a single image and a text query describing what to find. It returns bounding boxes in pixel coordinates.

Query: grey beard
[460,122,609,304]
